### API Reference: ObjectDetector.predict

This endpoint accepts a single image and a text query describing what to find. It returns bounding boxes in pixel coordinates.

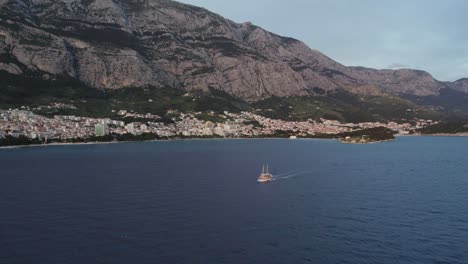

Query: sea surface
[1,137,468,264]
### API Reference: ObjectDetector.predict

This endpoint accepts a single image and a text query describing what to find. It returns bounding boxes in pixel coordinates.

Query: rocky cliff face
[0,0,464,102]
[450,78,468,93]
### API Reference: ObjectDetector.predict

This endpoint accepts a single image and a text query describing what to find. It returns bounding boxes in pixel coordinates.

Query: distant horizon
[179,0,468,82]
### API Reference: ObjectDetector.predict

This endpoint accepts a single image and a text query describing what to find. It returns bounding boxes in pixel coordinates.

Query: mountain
[0,0,466,120]
[450,78,468,93]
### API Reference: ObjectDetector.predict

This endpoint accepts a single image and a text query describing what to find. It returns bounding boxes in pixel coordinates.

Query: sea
[1,136,468,264]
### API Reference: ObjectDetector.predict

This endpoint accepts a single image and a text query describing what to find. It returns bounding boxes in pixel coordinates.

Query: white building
[126,123,135,135]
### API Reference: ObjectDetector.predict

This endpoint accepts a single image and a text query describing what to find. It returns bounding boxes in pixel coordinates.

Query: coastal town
[0,104,438,146]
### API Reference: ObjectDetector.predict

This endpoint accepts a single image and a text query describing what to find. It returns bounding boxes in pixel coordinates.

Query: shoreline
[338,138,396,144]
[1,134,467,150]
[0,140,124,149]
[396,133,468,137]
[0,137,259,149]
[0,136,355,149]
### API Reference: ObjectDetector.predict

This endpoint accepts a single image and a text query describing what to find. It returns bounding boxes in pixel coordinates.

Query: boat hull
[258,173,273,183]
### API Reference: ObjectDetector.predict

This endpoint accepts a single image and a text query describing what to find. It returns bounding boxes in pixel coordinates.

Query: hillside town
[0,106,438,144]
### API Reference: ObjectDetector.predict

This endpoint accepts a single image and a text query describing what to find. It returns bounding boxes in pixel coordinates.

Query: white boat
[258,164,273,183]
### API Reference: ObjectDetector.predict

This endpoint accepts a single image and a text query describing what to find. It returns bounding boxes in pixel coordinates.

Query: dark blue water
[1,137,468,264]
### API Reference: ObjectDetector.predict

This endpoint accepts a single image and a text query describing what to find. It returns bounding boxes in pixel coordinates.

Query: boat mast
[266,164,269,174]
[262,164,265,174]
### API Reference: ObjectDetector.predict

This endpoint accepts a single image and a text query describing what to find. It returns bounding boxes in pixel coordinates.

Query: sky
[178,0,468,81]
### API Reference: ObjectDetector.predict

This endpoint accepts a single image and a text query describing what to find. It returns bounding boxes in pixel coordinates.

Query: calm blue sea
[1,137,468,264]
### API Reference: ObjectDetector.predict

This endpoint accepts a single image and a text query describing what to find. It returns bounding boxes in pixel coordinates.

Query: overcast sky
[178,0,468,81]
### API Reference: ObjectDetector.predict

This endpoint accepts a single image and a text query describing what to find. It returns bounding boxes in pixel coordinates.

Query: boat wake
[271,170,311,181]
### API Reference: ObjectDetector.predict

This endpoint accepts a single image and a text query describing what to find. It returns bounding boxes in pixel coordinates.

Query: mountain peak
[0,0,463,101]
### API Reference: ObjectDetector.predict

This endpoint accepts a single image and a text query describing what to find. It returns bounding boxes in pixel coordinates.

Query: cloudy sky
[178,0,468,81]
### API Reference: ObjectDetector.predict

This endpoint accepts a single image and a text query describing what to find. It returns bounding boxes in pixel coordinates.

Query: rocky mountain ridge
[0,0,466,104]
